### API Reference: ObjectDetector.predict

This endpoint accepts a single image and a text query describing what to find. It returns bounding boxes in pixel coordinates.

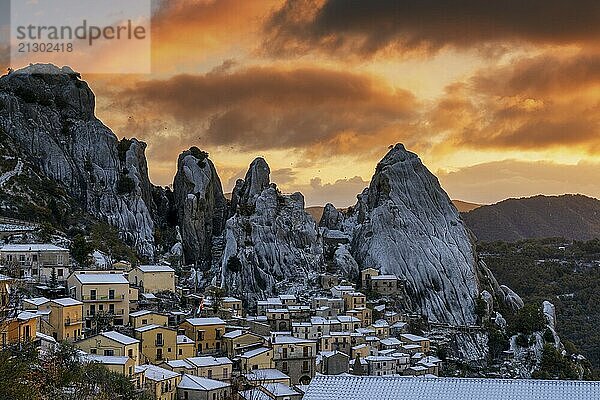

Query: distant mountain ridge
[463,194,600,242]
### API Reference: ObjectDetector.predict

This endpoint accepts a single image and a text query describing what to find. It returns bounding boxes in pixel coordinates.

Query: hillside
[463,194,600,242]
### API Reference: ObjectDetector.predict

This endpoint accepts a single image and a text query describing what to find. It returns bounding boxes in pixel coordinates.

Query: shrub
[116,175,135,195]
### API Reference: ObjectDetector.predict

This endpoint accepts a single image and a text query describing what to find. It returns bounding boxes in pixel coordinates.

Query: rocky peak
[0,64,157,257]
[319,203,344,230]
[172,147,227,264]
[239,157,270,207]
[351,143,481,325]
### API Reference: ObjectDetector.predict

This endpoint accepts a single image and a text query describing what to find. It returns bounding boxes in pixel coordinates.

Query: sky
[1,0,600,207]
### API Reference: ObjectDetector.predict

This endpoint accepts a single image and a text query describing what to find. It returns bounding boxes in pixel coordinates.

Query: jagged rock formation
[172,147,228,264]
[0,64,156,256]
[343,144,481,325]
[219,158,323,303]
[319,203,344,230]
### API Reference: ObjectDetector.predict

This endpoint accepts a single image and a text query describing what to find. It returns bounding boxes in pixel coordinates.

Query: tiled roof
[303,375,600,400]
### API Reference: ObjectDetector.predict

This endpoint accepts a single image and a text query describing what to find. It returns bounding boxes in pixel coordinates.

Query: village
[0,241,442,400]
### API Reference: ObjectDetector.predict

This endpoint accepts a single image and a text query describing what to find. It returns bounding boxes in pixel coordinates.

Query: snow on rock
[500,285,524,311]
[220,157,323,304]
[349,144,481,325]
[0,64,156,256]
[333,244,360,280]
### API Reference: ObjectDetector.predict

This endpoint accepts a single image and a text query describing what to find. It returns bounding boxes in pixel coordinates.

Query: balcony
[82,294,125,302]
[64,318,83,326]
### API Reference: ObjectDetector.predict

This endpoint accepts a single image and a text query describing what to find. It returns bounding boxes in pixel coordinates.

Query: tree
[509,303,546,336]
[71,234,93,268]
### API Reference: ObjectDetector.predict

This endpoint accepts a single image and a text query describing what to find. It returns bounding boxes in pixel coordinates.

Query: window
[109,304,115,314]
[90,305,96,316]
[207,369,212,378]
[128,349,133,358]
[184,392,188,400]
[223,368,228,378]
[142,319,148,325]
[156,333,163,346]
[104,349,114,356]
[157,348,163,360]
[99,305,103,311]
[109,290,115,300]
[90,348,97,354]
[178,349,182,356]
[197,331,205,341]
[303,347,309,357]
[90,290,97,300]
[283,348,288,358]
[57,269,63,277]
[282,361,288,373]
[302,360,309,372]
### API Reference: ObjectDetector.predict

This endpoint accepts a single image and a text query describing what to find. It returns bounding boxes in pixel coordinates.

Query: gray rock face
[172,147,228,264]
[500,285,524,312]
[319,203,344,230]
[349,144,481,325]
[0,64,156,256]
[220,158,323,303]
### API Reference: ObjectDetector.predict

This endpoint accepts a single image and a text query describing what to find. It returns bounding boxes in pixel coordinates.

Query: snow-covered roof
[74,273,128,285]
[337,316,360,323]
[370,274,398,280]
[136,364,180,381]
[177,335,194,345]
[51,297,82,307]
[137,265,175,273]
[178,374,229,391]
[101,331,139,345]
[186,356,232,367]
[162,359,194,369]
[24,297,50,306]
[85,354,130,365]
[401,333,428,342]
[263,383,300,397]
[17,311,38,321]
[272,335,315,345]
[239,389,271,400]
[185,317,225,326]
[0,244,67,252]
[223,329,244,339]
[135,324,162,333]
[243,368,290,382]
[130,309,155,317]
[303,375,600,400]
[240,347,271,359]
[381,338,402,346]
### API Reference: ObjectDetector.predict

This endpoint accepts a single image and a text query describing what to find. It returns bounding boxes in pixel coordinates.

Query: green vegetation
[90,222,139,264]
[480,238,600,369]
[116,175,135,195]
[0,341,149,400]
[532,344,579,380]
[70,234,94,267]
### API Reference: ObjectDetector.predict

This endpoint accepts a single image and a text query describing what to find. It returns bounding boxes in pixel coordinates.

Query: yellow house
[239,347,274,373]
[135,324,177,364]
[76,330,140,365]
[179,317,225,355]
[222,329,265,358]
[176,335,195,360]
[49,297,84,342]
[136,364,181,400]
[400,333,431,353]
[129,265,175,294]
[1,311,38,346]
[129,310,169,329]
[185,356,233,381]
[84,354,137,378]
[342,292,366,311]
[360,268,379,289]
[346,307,372,328]
[67,271,130,327]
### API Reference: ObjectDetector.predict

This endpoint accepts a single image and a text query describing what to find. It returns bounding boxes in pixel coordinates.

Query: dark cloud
[112,66,418,156]
[263,0,600,57]
[438,160,600,204]
[427,52,600,153]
